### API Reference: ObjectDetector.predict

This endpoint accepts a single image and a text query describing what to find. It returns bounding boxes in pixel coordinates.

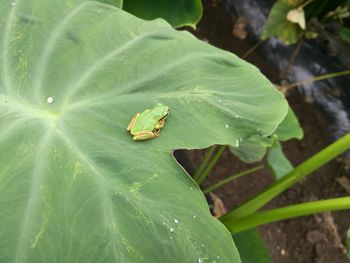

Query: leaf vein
[32,1,93,101]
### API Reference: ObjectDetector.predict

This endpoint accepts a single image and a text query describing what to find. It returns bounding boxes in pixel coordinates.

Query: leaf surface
[98,0,123,8]
[0,0,287,262]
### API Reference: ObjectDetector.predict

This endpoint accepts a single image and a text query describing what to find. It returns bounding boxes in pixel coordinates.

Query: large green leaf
[0,0,287,262]
[123,0,203,28]
[262,0,304,44]
[233,229,271,263]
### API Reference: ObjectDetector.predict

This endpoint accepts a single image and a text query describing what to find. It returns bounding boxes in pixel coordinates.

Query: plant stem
[280,36,303,78]
[196,145,226,185]
[220,132,350,223]
[300,0,314,9]
[203,165,264,194]
[285,70,350,89]
[242,39,263,59]
[226,197,350,233]
[193,146,217,181]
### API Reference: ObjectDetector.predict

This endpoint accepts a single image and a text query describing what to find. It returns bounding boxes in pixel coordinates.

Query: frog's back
[131,111,159,133]
[130,104,169,134]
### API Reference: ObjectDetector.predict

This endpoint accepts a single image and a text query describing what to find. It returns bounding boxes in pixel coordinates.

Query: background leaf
[123,0,203,28]
[0,0,288,262]
[233,229,271,263]
[229,137,268,163]
[340,27,350,45]
[267,141,293,180]
[229,107,302,163]
[274,107,303,141]
[262,0,303,44]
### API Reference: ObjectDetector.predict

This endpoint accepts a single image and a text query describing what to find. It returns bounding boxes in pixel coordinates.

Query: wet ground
[180,0,350,262]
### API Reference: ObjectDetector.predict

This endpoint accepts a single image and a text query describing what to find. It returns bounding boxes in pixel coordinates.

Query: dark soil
[179,0,350,262]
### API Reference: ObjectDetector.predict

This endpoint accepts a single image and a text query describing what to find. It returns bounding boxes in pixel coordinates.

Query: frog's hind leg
[133,132,159,141]
[127,113,140,131]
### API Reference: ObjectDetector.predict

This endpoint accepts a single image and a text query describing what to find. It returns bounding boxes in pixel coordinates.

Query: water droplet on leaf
[47,96,54,104]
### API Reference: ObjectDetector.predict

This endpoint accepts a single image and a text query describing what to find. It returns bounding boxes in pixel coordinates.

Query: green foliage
[0,0,289,262]
[274,107,303,141]
[267,141,293,180]
[232,229,271,263]
[262,0,303,44]
[230,107,303,166]
[100,0,203,28]
[340,27,350,44]
[123,0,203,28]
[229,136,269,163]
[305,0,348,19]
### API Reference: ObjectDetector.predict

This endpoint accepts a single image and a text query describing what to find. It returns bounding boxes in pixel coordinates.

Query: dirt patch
[180,0,350,262]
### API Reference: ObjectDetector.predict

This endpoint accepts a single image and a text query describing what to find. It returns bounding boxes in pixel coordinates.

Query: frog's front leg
[155,118,166,129]
[133,131,159,141]
[127,113,140,131]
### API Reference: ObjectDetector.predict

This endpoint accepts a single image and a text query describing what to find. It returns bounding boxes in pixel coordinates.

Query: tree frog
[126,103,170,141]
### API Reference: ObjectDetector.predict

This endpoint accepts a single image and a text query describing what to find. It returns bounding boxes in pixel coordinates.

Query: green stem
[285,70,350,89]
[193,146,217,181]
[203,165,264,194]
[242,39,263,59]
[299,0,314,9]
[197,145,226,185]
[220,132,350,223]
[281,36,303,78]
[226,197,350,233]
